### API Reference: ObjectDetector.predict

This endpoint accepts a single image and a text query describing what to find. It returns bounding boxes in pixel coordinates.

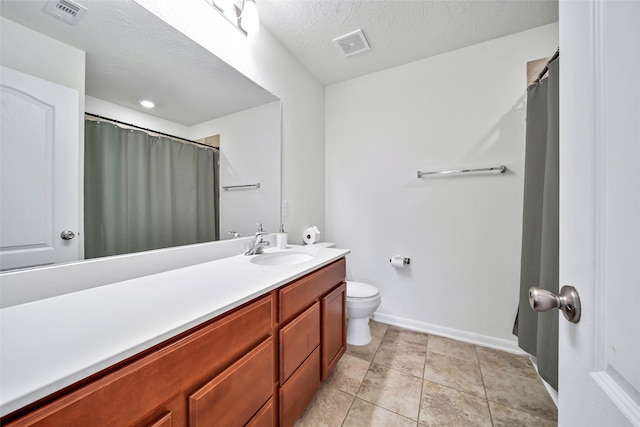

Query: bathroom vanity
[0,246,348,427]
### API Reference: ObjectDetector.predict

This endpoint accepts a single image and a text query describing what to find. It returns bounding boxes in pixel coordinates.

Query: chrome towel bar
[417,165,507,178]
[222,183,261,190]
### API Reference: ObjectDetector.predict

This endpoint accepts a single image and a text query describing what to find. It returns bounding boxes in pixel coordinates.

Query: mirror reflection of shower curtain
[84,120,219,259]
[515,57,559,390]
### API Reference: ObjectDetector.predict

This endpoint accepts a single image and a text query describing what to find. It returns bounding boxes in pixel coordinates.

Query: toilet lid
[346,281,379,298]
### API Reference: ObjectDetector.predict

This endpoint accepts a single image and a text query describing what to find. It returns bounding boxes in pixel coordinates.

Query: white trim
[529,355,559,407]
[592,0,608,372]
[372,312,524,354]
[591,372,640,426]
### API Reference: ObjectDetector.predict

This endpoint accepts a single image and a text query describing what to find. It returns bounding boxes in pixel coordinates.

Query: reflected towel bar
[417,165,507,178]
[222,183,261,190]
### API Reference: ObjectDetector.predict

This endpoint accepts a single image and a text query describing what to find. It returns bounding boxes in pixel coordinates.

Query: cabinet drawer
[279,348,321,427]
[279,258,346,323]
[4,295,273,427]
[146,412,172,427]
[189,337,273,427]
[280,302,320,384]
[246,398,274,427]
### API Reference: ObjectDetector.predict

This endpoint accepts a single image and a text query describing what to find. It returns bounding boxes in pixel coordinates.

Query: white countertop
[0,245,349,417]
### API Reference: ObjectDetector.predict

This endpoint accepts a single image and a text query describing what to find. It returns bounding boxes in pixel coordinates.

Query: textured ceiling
[255,0,559,85]
[0,0,277,126]
[1,0,558,124]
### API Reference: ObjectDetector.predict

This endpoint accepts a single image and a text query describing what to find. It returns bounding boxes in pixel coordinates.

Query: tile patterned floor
[296,321,557,427]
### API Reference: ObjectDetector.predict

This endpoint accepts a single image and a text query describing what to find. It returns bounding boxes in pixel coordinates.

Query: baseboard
[372,312,524,355]
[529,356,559,407]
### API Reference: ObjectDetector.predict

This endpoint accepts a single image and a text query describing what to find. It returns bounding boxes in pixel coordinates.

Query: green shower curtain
[515,57,559,390]
[84,120,219,259]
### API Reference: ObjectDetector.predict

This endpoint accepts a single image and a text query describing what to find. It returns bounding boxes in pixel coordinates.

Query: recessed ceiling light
[139,100,155,109]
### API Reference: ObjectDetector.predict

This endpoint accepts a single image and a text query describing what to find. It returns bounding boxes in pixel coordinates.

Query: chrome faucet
[245,232,270,255]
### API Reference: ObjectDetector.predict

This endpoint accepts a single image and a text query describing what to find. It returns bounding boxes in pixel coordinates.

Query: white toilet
[346,281,382,346]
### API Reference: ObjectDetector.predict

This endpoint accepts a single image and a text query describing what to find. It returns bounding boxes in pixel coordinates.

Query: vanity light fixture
[239,0,259,35]
[139,100,155,109]
[211,0,232,12]
[205,0,259,36]
[211,0,238,22]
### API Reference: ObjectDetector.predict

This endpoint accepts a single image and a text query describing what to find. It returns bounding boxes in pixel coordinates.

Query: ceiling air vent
[333,29,370,57]
[43,0,88,25]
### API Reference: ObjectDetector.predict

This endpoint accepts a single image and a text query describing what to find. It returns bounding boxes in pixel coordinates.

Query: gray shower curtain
[84,120,219,259]
[515,58,559,390]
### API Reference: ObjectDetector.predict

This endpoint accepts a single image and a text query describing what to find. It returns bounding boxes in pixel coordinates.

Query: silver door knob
[528,285,581,323]
[60,230,76,240]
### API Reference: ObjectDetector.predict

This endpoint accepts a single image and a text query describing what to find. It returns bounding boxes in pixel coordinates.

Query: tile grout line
[416,334,429,427]
[341,326,383,425]
[477,350,559,423]
[475,344,495,426]
[338,390,357,427]
[319,323,556,426]
[357,326,423,425]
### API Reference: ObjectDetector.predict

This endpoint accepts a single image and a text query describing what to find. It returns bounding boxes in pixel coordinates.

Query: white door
[0,66,80,271]
[559,1,640,425]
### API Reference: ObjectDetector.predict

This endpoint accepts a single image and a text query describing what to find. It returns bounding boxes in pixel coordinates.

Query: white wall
[0,17,85,93]
[85,95,192,138]
[326,23,559,350]
[135,0,326,242]
[191,101,281,238]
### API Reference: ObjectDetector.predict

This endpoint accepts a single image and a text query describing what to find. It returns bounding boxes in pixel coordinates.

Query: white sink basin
[250,251,314,266]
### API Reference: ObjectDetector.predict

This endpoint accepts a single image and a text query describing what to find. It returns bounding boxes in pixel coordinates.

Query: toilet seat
[346,281,379,298]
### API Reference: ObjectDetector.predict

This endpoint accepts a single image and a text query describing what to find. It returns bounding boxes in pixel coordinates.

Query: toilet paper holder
[390,257,410,266]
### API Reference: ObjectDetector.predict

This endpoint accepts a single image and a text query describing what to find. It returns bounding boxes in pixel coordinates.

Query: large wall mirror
[0,0,281,271]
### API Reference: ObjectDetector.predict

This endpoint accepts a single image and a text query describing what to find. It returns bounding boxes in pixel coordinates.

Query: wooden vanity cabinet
[3,294,274,427]
[278,258,346,427]
[3,257,347,427]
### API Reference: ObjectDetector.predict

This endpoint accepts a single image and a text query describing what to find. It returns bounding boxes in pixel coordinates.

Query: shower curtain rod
[533,48,559,84]
[85,113,219,151]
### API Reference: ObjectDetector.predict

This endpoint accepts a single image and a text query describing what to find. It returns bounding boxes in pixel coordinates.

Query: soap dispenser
[276,224,288,249]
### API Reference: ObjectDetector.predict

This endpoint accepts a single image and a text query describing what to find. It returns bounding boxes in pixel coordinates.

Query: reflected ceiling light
[139,100,155,109]
[239,0,259,35]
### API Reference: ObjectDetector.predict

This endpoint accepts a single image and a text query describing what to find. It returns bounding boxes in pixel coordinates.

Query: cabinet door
[279,302,320,384]
[321,282,346,381]
[189,337,273,427]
